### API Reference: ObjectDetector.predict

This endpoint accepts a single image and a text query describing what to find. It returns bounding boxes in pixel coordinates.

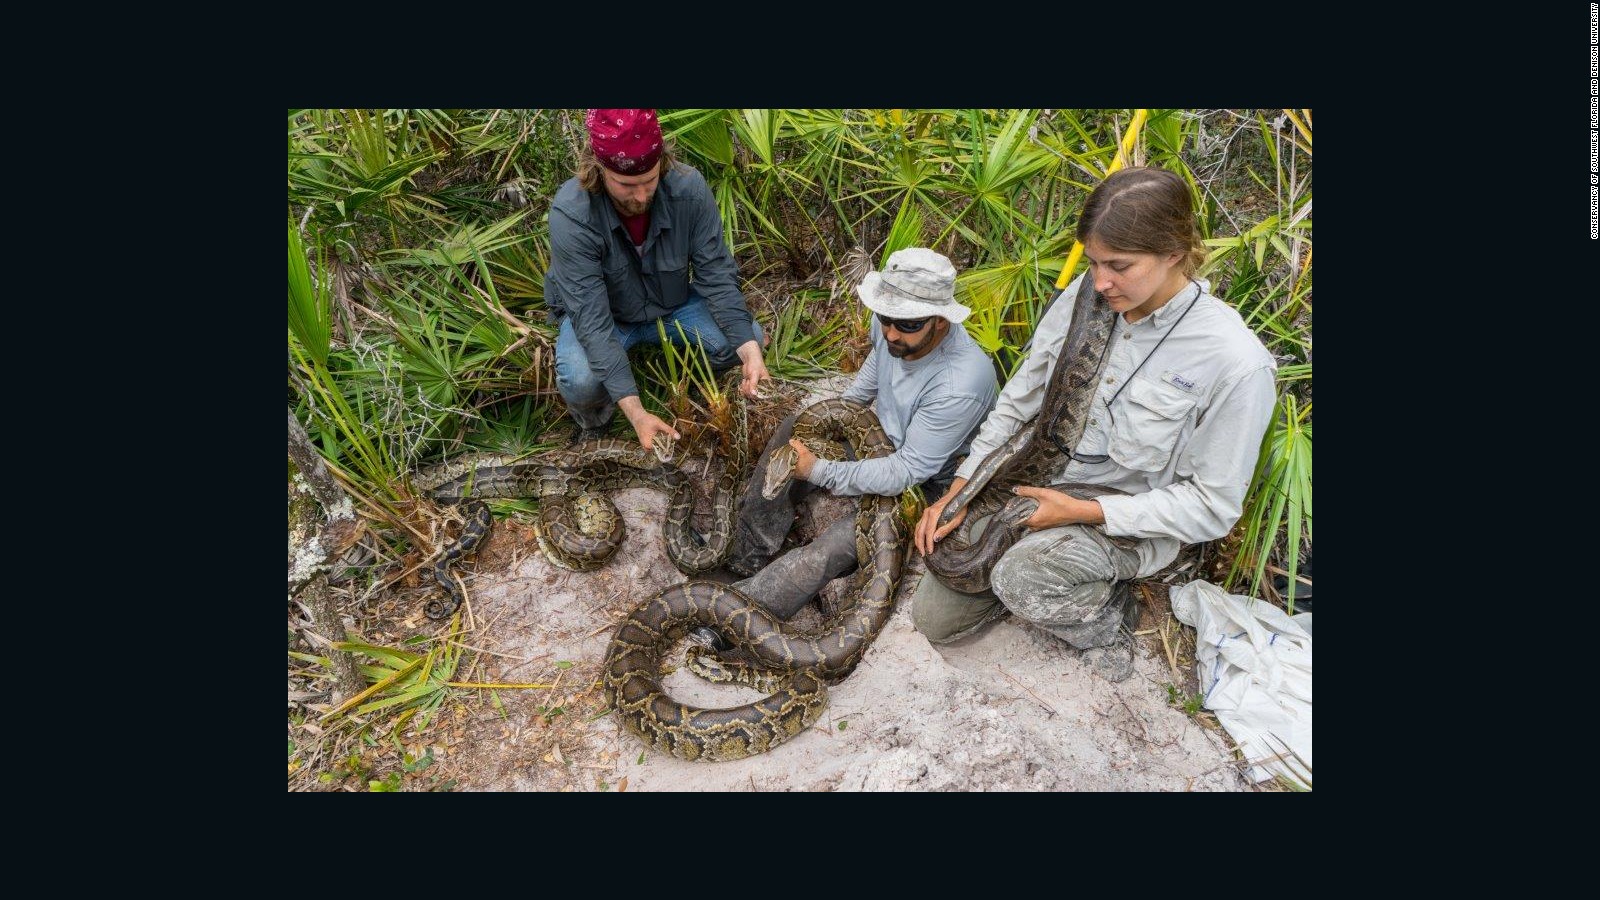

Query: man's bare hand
[736,340,771,400]
[617,396,680,454]
[790,439,818,480]
[633,413,680,454]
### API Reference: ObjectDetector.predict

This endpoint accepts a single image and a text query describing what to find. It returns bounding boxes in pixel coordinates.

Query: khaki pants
[912,515,1144,650]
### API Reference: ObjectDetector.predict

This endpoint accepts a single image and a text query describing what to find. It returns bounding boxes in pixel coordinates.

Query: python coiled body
[926,273,1124,593]
[663,386,749,575]
[604,399,907,761]
[424,499,494,620]
[412,385,749,618]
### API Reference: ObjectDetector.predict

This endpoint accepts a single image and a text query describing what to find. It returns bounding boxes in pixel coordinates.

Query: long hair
[576,141,680,193]
[1076,167,1207,276]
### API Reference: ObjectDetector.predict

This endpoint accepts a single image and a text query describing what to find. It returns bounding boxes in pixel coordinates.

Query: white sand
[440,480,1244,792]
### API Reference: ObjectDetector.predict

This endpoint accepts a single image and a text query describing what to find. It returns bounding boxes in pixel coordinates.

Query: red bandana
[585,109,664,176]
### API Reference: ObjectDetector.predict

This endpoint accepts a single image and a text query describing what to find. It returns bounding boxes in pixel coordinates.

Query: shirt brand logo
[1169,373,1196,391]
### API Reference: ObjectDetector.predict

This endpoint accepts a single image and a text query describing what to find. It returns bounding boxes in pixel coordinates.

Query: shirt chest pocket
[652,242,687,276]
[651,243,689,306]
[601,250,637,294]
[1107,376,1198,472]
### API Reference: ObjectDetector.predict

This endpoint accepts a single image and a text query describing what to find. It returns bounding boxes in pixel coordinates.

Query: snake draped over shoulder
[925,273,1132,594]
[604,399,908,761]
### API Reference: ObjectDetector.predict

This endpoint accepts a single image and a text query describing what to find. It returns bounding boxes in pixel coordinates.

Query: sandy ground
[412,480,1247,792]
[350,376,1248,792]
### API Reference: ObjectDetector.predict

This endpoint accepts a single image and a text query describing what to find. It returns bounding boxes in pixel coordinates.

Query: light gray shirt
[809,318,998,497]
[954,274,1278,576]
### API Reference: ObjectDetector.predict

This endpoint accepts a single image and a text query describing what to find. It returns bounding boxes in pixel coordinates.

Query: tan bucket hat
[857,247,971,324]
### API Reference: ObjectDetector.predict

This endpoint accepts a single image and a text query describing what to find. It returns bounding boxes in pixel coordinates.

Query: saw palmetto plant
[289,108,1311,735]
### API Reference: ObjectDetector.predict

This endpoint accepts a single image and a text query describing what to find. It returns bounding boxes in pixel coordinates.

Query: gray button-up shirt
[545,164,756,402]
[809,319,997,497]
[955,274,1278,576]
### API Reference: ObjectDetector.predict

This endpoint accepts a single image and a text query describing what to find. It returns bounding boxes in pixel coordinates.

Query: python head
[761,444,799,500]
[650,433,676,465]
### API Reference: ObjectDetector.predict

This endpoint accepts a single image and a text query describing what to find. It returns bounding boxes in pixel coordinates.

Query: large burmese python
[604,399,908,761]
[925,272,1132,594]
[411,385,749,619]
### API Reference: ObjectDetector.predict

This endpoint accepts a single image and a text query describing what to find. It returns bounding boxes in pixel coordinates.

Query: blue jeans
[554,293,764,430]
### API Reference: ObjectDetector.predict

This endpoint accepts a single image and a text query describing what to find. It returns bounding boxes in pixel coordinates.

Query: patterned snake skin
[411,384,750,619]
[925,273,1129,593]
[604,399,908,761]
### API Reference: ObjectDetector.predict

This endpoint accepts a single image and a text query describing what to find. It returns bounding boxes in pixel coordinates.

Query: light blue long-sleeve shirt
[808,319,998,497]
[954,274,1278,576]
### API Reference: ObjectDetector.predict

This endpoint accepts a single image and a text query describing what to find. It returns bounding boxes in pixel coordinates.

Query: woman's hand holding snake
[1012,485,1106,530]
[914,479,967,557]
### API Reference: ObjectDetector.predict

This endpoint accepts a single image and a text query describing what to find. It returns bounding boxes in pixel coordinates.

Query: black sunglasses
[876,313,933,334]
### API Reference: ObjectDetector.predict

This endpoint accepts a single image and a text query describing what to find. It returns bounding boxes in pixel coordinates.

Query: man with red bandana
[545,109,770,451]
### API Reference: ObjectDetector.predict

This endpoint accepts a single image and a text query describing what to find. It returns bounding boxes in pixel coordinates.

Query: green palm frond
[957,254,1063,378]
[661,108,736,166]
[934,110,1058,246]
[288,222,332,368]
[1229,394,1313,609]
[764,291,848,380]
[385,211,531,267]
[306,616,469,727]
[881,199,925,264]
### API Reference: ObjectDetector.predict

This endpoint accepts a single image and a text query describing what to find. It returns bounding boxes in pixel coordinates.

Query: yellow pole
[1054,108,1151,289]
[1282,108,1313,152]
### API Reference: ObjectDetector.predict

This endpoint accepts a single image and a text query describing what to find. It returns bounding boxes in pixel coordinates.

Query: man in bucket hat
[690,248,998,648]
[545,109,770,451]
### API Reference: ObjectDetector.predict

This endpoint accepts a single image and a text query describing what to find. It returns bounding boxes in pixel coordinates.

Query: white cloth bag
[1170,580,1312,788]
